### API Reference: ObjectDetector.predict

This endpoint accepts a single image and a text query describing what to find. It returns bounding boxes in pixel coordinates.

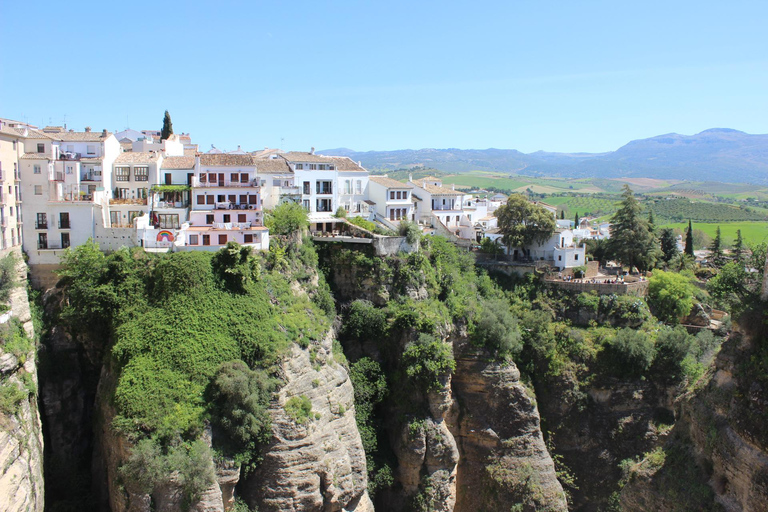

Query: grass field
[659,222,768,246]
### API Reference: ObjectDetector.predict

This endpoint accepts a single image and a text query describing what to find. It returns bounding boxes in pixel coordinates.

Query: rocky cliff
[0,249,44,512]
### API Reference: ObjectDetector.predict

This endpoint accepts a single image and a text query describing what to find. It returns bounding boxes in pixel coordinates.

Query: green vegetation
[58,238,331,501]
[608,185,658,271]
[284,395,314,424]
[402,333,456,391]
[647,270,697,323]
[264,201,310,235]
[496,194,556,251]
[347,216,377,232]
[160,110,173,140]
[0,253,17,303]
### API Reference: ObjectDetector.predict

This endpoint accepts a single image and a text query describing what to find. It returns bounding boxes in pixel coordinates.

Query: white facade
[368,176,414,223]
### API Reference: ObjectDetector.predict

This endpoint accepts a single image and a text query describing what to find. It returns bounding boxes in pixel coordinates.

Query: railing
[35,222,47,229]
[59,152,82,161]
[192,177,259,188]
[81,173,102,181]
[316,188,333,195]
[59,221,70,229]
[154,200,189,208]
[214,202,259,210]
[38,242,63,250]
[213,222,252,229]
[280,186,302,194]
[431,205,459,211]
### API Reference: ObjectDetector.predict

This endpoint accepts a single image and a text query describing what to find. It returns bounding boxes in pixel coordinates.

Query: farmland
[660,222,768,245]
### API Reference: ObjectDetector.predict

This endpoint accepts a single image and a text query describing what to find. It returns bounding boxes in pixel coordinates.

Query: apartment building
[368,176,414,223]
[0,121,25,251]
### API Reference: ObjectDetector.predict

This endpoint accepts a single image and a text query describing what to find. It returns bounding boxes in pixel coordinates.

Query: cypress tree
[647,210,655,233]
[560,210,565,220]
[733,229,745,262]
[710,226,724,266]
[574,212,580,228]
[161,110,174,140]
[684,220,694,256]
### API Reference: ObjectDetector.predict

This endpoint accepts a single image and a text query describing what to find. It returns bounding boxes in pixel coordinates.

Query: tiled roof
[250,148,283,158]
[161,156,195,169]
[369,176,414,189]
[114,152,159,164]
[120,141,133,150]
[414,180,462,196]
[255,159,291,174]
[329,156,366,172]
[20,153,50,160]
[54,130,112,142]
[0,126,52,139]
[200,154,256,167]
[183,148,197,156]
[80,157,103,163]
[280,152,335,163]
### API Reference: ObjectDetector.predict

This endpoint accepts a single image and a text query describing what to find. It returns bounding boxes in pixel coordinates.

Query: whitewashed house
[368,176,414,224]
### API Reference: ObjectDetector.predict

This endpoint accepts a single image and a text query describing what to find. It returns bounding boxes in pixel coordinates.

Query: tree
[684,220,694,256]
[607,185,657,271]
[732,229,745,262]
[495,194,556,255]
[709,226,724,266]
[161,110,173,140]
[706,261,751,313]
[647,210,656,233]
[647,270,696,323]
[264,202,309,236]
[574,212,580,228]
[659,228,678,265]
[559,210,565,220]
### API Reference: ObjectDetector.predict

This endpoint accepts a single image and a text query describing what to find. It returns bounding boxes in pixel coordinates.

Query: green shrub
[652,326,695,382]
[347,216,377,232]
[402,333,455,391]
[285,395,313,424]
[398,220,421,245]
[208,361,275,472]
[0,253,17,303]
[264,202,309,235]
[606,328,655,377]
[0,380,29,415]
[473,298,522,359]
[344,300,388,341]
[648,270,696,323]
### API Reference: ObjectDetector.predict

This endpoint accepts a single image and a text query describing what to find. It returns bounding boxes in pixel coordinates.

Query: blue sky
[1,0,766,153]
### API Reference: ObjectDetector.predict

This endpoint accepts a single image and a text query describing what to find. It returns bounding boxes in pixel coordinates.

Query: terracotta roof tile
[369,176,414,189]
[255,159,291,174]
[20,153,50,159]
[114,152,159,164]
[329,156,367,172]
[161,156,195,169]
[54,130,112,142]
[200,154,256,167]
[280,152,336,163]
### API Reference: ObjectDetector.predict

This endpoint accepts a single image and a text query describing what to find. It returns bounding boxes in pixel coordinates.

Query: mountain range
[320,128,768,184]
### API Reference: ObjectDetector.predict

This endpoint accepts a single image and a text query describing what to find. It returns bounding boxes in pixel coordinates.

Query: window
[34,185,42,195]
[12,141,15,150]
[189,235,199,245]
[206,196,214,205]
[248,194,258,204]
[59,212,70,229]
[200,173,207,183]
[228,194,236,204]
[241,173,249,183]
[302,200,310,210]
[303,181,310,195]
[293,164,302,170]
[218,234,227,245]
[110,211,120,226]
[116,188,129,199]
[135,166,148,181]
[574,254,579,261]
[157,214,180,229]
[61,233,70,249]
[208,173,217,183]
[231,173,239,183]
[344,180,351,194]
[202,235,210,246]
[33,165,41,174]
[309,164,317,170]
[238,214,246,222]
[66,166,73,174]
[403,191,408,200]
[206,214,214,224]
[223,214,231,223]
[128,211,141,225]
[244,234,253,243]
[38,233,47,249]
[355,180,362,194]
[239,194,247,205]
[36,213,47,229]
[390,191,395,200]
[66,145,74,153]
[197,195,205,205]
[37,143,44,153]
[115,167,130,181]
[86,145,95,155]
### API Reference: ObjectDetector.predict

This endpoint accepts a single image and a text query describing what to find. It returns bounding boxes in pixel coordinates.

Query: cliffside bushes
[58,239,331,504]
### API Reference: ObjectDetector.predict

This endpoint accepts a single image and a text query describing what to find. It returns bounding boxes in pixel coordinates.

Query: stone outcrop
[242,329,373,511]
[450,341,568,512]
[0,249,44,512]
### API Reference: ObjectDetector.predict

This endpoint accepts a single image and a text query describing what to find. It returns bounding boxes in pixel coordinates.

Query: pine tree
[161,110,173,140]
[710,226,724,266]
[684,220,694,256]
[607,185,657,271]
[659,228,678,264]
[732,229,745,262]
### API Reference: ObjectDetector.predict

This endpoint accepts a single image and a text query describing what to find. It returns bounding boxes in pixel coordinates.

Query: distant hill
[320,129,768,184]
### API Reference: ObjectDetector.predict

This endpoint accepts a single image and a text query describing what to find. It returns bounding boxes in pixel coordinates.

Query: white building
[0,120,27,251]
[368,176,414,224]
[409,176,474,239]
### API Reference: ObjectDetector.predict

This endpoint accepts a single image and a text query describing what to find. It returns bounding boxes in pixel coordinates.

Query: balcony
[110,198,148,206]
[81,172,102,182]
[35,221,48,229]
[280,186,302,195]
[59,152,82,161]
[154,200,189,209]
[192,177,259,188]
[316,187,333,195]
[214,202,259,211]
[212,222,253,230]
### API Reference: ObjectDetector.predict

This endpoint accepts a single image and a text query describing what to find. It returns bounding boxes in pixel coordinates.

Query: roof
[80,157,103,164]
[369,176,414,189]
[200,154,257,167]
[330,156,367,172]
[254,159,291,174]
[0,126,52,139]
[20,153,50,160]
[114,152,159,164]
[250,148,283,158]
[54,130,112,142]
[413,179,462,196]
[183,148,197,156]
[161,156,195,169]
[281,151,335,163]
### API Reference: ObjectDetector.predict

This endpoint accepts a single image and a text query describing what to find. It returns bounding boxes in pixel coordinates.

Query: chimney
[85,126,91,132]
[310,147,315,155]
[237,145,242,151]
[102,129,107,137]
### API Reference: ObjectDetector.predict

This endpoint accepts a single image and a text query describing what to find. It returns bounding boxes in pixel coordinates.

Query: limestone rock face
[450,348,568,512]
[0,250,44,512]
[242,329,373,512]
